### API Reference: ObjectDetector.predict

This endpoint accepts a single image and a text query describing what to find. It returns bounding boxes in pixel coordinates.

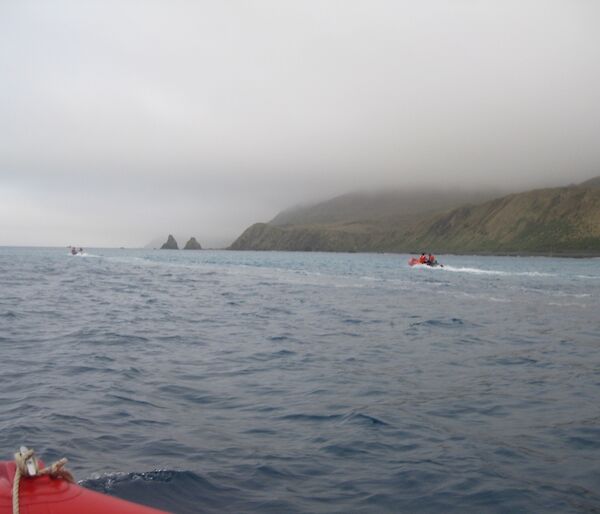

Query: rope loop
[12,447,75,514]
[39,457,75,483]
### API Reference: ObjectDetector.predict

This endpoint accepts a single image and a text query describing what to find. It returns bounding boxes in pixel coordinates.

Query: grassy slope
[405,186,600,254]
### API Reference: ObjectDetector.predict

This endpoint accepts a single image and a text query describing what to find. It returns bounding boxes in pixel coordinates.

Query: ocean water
[1,247,599,513]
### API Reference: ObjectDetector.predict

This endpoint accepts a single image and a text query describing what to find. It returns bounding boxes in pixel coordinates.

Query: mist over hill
[270,188,506,227]
[230,178,600,255]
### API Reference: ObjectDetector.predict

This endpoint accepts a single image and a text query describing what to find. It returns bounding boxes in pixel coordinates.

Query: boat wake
[442,265,554,277]
[68,252,99,258]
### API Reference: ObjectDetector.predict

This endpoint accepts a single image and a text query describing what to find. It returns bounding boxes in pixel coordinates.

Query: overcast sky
[1,0,599,247]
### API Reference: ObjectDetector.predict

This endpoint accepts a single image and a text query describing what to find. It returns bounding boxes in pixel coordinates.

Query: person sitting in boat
[419,253,427,264]
[427,253,436,266]
[71,247,77,255]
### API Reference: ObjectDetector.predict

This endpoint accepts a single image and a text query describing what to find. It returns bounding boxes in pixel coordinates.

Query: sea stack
[183,237,202,250]
[160,234,179,249]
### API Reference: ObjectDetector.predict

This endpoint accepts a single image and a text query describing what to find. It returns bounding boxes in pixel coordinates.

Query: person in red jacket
[418,253,427,264]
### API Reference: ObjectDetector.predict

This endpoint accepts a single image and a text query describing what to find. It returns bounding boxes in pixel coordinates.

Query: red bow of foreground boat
[0,460,168,514]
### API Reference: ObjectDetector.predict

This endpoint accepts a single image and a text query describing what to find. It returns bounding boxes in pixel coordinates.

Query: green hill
[229,179,600,255]
[231,188,498,252]
[404,185,600,255]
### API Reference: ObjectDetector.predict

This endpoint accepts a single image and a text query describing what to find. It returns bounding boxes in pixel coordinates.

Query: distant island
[160,235,203,250]
[229,177,600,256]
[161,234,179,249]
[184,237,202,250]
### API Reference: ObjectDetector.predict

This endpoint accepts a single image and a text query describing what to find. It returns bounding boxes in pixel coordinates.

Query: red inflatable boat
[408,257,443,267]
[0,458,168,514]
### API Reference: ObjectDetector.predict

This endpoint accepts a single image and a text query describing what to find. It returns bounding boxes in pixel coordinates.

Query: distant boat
[408,256,443,268]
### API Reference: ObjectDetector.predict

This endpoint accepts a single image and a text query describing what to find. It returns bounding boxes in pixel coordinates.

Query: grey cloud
[1,0,599,246]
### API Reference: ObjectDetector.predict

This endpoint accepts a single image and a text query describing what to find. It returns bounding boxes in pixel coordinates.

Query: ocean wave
[81,470,239,514]
[410,317,474,329]
[340,412,389,427]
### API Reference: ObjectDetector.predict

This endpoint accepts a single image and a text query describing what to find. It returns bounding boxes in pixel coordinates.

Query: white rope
[13,448,75,514]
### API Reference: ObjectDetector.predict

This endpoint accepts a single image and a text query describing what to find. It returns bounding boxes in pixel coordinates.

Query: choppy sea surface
[1,247,599,513]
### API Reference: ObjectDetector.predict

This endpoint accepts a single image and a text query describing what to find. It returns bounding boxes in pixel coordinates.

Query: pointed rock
[184,237,202,250]
[160,234,179,249]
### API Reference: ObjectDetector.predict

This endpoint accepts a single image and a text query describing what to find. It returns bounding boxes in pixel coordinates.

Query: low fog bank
[2,171,597,249]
